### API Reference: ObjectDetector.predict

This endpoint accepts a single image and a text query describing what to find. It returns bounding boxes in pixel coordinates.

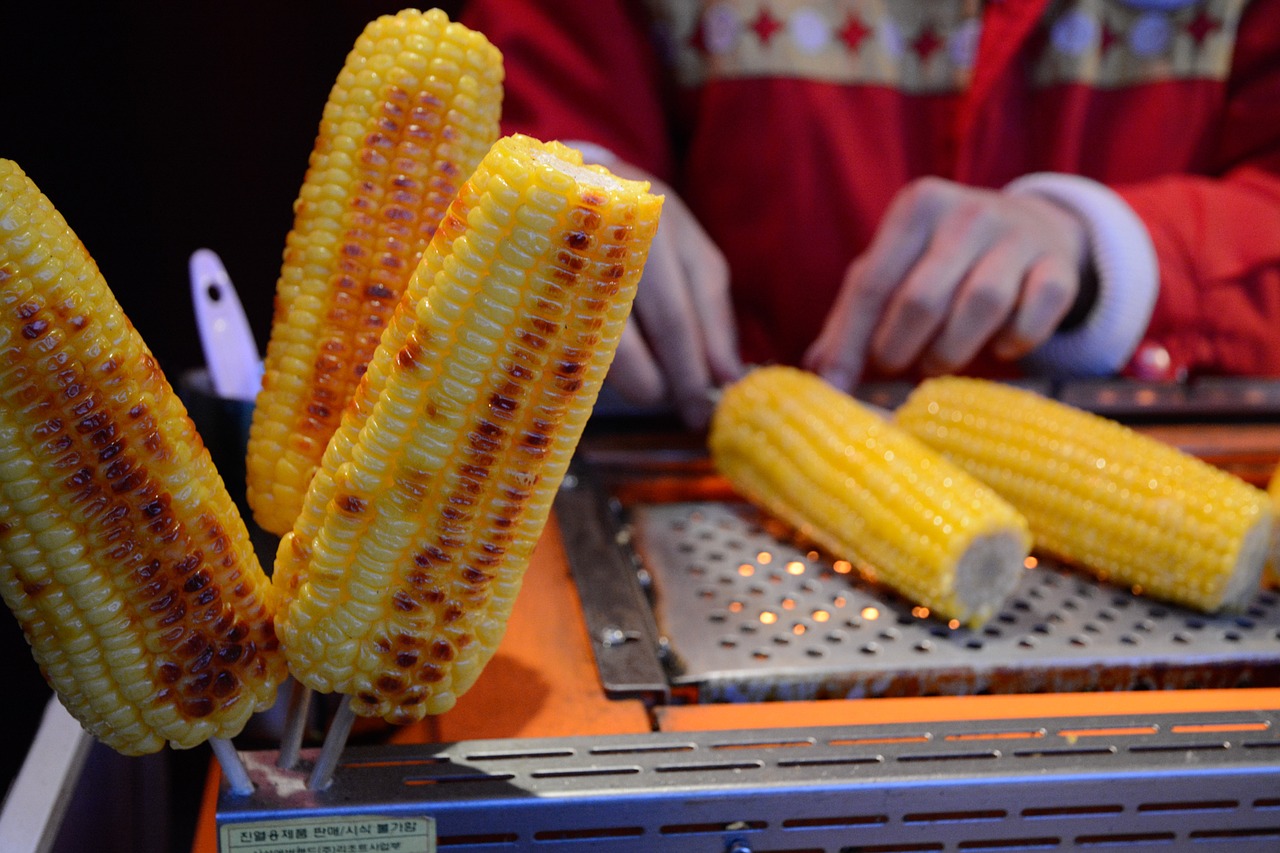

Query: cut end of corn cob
[709,366,1032,627]
[895,376,1274,614]
[247,7,505,537]
[0,160,287,755]
[276,134,662,724]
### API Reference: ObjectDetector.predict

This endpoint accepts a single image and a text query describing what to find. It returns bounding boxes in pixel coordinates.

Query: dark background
[1,0,464,835]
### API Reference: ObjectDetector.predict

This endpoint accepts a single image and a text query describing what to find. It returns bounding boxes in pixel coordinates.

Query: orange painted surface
[654,688,1280,732]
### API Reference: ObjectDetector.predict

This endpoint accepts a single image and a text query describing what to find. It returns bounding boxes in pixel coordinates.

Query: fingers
[809,179,1089,385]
[870,197,998,373]
[805,179,951,391]
[601,169,740,429]
[991,253,1078,360]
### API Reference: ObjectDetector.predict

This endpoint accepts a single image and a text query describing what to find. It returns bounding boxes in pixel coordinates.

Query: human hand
[604,161,746,428]
[803,177,1089,392]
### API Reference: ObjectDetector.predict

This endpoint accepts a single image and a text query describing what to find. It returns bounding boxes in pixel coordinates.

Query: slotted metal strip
[220,710,1280,851]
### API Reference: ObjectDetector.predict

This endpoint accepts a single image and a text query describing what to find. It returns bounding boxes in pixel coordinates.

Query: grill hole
[437,831,519,846]
[1136,799,1238,813]
[655,760,764,773]
[660,820,766,834]
[903,809,1007,823]
[957,838,1061,850]
[897,750,1000,764]
[1013,746,1117,759]
[777,755,883,769]
[782,814,888,828]
[589,742,695,756]
[1188,827,1280,841]
[1075,832,1176,845]
[838,843,944,851]
[466,748,574,762]
[1129,741,1229,754]
[533,826,644,841]
[1021,804,1124,818]
[712,738,813,750]
[528,766,641,780]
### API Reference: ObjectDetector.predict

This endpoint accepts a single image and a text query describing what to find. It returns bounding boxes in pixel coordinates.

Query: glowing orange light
[1024,556,1038,569]
[757,551,773,565]
[948,619,961,630]
[911,606,930,619]
[792,623,807,636]
[833,560,853,575]
[786,560,805,575]
[738,563,755,577]
[861,606,880,621]
[760,610,779,625]
[832,596,847,608]
[781,598,796,610]
[812,609,830,622]
[728,601,744,613]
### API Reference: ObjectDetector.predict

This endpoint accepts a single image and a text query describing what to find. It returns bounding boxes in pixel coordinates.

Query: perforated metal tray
[632,501,1280,702]
[556,453,1280,704]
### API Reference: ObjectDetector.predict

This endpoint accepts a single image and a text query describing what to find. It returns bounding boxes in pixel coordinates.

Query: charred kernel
[418,664,444,683]
[392,589,420,612]
[376,674,405,693]
[182,697,215,719]
[396,651,419,668]
[212,671,239,698]
[336,494,367,514]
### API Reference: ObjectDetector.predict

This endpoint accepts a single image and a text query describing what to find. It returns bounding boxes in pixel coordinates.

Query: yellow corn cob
[0,160,286,755]
[277,134,662,724]
[247,8,504,536]
[708,366,1033,627]
[895,376,1273,613]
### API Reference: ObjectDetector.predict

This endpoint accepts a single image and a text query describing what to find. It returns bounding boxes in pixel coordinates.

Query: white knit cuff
[1004,172,1158,377]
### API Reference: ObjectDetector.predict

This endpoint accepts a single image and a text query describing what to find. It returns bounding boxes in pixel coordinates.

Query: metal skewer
[209,737,254,797]
[307,696,357,791]
[276,679,315,770]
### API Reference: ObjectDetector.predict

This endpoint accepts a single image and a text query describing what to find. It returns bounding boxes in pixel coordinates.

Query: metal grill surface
[631,501,1280,702]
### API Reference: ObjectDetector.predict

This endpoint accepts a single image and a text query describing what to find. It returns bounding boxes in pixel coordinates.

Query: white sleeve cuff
[1004,172,1158,377]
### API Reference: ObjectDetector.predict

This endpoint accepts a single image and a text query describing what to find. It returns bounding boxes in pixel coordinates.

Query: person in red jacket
[461,0,1280,427]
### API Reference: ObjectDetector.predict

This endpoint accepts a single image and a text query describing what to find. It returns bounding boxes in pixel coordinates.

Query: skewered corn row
[895,376,1273,612]
[708,366,1032,627]
[276,134,663,724]
[247,7,504,536]
[0,160,286,755]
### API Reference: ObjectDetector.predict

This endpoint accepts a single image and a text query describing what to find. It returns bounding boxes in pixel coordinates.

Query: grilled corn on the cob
[709,366,1032,627]
[277,134,662,724]
[895,376,1273,612]
[247,7,504,536]
[0,159,286,755]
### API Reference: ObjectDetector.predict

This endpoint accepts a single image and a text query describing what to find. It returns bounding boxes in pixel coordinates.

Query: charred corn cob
[0,160,286,755]
[247,8,504,536]
[895,376,1273,612]
[277,134,662,724]
[709,366,1032,627]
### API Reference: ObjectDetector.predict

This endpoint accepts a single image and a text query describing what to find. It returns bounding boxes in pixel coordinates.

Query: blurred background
[1,2,462,846]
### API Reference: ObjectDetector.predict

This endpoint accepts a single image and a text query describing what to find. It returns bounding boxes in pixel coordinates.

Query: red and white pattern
[645,0,1247,90]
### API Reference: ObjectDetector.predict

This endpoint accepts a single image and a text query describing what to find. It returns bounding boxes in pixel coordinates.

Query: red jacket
[462,0,1280,380]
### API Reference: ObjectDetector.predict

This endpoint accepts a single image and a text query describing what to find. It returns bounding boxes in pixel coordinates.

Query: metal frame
[220,708,1280,851]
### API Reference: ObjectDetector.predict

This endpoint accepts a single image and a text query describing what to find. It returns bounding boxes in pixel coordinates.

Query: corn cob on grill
[0,160,286,755]
[708,366,1032,627]
[895,376,1273,613]
[247,7,504,536]
[276,134,663,724]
